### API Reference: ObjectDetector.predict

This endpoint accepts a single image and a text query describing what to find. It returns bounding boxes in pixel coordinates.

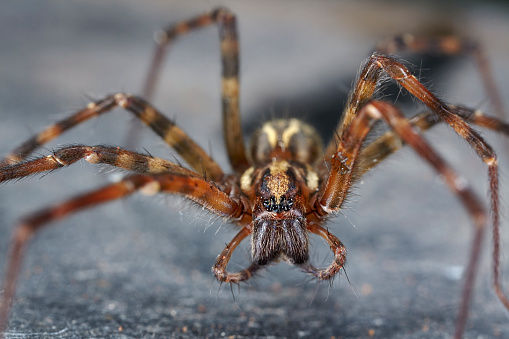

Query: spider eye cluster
[263,196,294,212]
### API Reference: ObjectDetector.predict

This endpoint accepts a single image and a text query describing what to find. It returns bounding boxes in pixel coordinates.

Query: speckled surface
[1,1,509,338]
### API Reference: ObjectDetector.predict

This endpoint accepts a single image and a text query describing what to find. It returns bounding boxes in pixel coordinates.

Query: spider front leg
[376,34,505,120]
[318,100,495,339]
[300,223,347,280]
[0,93,224,180]
[212,227,261,283]
[142,7,249,172]
[0,172,244,335]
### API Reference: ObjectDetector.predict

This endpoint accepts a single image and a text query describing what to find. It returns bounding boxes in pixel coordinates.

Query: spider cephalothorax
[1,6,508,339]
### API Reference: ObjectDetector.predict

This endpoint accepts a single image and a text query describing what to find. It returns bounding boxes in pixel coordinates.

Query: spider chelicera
[0,7,508,339]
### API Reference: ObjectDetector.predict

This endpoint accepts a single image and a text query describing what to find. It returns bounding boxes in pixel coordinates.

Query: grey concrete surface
[1,1,509,338]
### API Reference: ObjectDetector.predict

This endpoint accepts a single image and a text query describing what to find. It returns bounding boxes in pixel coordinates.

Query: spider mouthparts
[251,218,309,266]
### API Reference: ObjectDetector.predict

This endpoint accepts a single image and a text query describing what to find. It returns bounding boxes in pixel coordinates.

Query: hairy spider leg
[327,54,498,171]
[0,93,224,181]
[0,172,244,335]
[376,34,505,121]
[0,145,200,182]
[355,105,509,315]
[299,223,347,280]
[319,100,491,339]
[326,54,499,219]
[359,56,508,318]
[322,55,506,319]
[212,227,261,283]
[142,7,249,172]
[357,106,509,176]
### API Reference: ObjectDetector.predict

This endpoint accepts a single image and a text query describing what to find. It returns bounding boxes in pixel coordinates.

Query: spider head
[250,160,309,266]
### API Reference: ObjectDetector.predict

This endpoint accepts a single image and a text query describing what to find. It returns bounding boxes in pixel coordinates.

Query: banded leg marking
[327,53,499,182]
[0,93,224,181]
[357,106,509,177]
[142,7,249,172]
[0,145,198,183]
[376,34,505,121]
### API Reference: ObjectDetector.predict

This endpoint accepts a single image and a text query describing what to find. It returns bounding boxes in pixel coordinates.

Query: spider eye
[263,199,271,210]
[279,196,288,211]
[263,196,278,211]
[286,197,294,209]
[262,196,294,212]
[279,196,294,211]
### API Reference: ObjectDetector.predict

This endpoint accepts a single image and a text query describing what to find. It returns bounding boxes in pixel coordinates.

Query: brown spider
[0,7,508,339]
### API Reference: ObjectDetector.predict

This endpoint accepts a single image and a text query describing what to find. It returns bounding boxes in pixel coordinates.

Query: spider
[0,7,508,339]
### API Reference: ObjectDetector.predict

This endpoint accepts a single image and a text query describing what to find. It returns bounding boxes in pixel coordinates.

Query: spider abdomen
[249,118,323,165]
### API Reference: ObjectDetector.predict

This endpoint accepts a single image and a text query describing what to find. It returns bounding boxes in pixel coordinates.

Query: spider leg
[0,93,224,181]
[142,7,249,172]
[376,34,505,120]
[300,223,347,280]
[212,227,261,283]
[342,56,507,317]
[318,100,504,339]
[324,57,503,318]
[0,145,199,183]
[327,53,498,172]
[0,172,244,334]
[356,105,509,320]
[357,106,509,177]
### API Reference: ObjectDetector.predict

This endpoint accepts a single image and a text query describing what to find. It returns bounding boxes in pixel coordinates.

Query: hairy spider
[0,6,508,339]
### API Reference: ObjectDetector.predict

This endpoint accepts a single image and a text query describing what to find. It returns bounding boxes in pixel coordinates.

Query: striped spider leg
[317,100,493,338]
[319,51,509,338]
[356,105,509,335]
[357,105,509,176]
[140,7,249,171]
[376,34,505,120]
[0,94,224,181]
[325,54,501,267]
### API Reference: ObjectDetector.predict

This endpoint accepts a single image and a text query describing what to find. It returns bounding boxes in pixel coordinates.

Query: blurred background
[0,0,508,337]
